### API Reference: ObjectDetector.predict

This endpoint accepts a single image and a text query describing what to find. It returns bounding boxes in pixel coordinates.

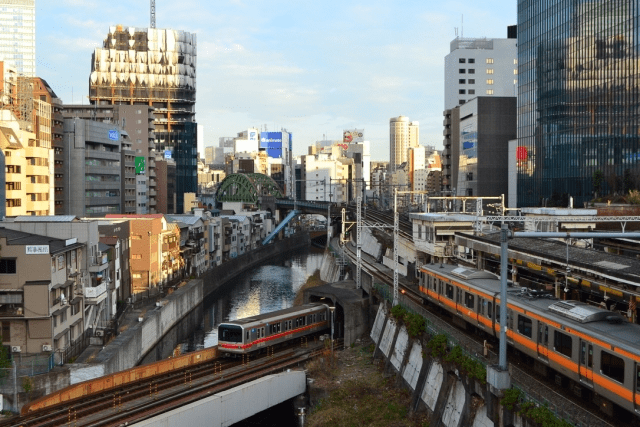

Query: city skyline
[37,0,517,160]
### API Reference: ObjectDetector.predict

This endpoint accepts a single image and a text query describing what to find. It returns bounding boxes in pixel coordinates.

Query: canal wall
[201,232,311,297]
[371,302,537,427]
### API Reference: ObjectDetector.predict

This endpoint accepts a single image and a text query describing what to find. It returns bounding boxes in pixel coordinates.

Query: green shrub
[426,334,448,358]
[500,387,523,411]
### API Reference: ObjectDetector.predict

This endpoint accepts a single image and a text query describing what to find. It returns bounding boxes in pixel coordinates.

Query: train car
[419,263,640,419]
[217,303,330,355]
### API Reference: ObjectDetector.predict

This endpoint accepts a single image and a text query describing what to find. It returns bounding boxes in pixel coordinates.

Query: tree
[593,169,604,198]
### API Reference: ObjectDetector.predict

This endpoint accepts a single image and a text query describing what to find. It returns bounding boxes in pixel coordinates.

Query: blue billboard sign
[108,130,119,141]
[164,150,172,159]
[260,132,284,158]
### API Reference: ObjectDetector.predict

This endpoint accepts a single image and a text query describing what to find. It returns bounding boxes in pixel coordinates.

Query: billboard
[135,156,146,174]
[108,129,119,141]
[248,128,259,141]
[260,132,284,158]
[164,150,172,159]
[343,129,364,143]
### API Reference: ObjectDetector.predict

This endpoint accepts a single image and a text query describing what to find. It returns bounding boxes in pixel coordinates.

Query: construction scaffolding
[89,26,196,133]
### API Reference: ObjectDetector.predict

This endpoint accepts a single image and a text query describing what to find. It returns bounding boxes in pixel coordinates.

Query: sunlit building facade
[517,0,640,207]
[0,0,35,77]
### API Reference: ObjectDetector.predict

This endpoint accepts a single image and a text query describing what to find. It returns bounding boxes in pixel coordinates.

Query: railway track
[340,241,619,427]
[3,340,325,427]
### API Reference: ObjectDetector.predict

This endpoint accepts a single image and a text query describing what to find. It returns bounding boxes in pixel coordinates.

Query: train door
[635,364,640,413]
[537,322,549,362]
[579,340,594,387]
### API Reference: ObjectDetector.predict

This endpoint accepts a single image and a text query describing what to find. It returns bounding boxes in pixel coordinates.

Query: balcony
[84,282,107,304]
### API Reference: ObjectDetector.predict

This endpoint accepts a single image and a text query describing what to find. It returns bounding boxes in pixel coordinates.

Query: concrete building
[444,27,518,110]
[33,78,64,215]
[442,107,461,195]
[454,97,516,199]
[0,0,35,77]
[89,25,197,213]
[0,111,52,216]
[62,104,157,214]
[0,227,85,358]
[390,116,419,172]
[61,118,131,217]
[2,216,115,338]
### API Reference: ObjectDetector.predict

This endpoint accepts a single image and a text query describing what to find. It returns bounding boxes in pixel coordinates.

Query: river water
[179,246,325,353]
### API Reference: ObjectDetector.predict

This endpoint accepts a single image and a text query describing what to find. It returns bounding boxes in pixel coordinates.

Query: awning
[52,306,69,316]
[52,280,74,290]
[54,328,69,341]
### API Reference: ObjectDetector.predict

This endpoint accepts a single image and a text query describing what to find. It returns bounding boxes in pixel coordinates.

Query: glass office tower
[0,0,35,77]
[517,0,640,207]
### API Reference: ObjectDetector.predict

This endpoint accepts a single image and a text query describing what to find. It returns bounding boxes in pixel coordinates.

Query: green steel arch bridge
[215,173,335,215]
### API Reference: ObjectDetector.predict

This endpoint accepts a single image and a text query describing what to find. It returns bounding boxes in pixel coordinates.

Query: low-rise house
[0,228,85,361]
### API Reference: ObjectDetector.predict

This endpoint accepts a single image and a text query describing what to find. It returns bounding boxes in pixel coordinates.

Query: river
[178,246,325,353]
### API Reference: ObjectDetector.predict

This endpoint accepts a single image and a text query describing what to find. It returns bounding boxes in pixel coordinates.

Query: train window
[637,366,640,392]
[517,315,532,338]
[601,351,624,383]
[261,327,265,338]
[554,331,572,358]
[289,320,293,329]
[478,298,484,315]
[456,288,462,305]
[246,331,250,342]
[538,323,548,345]
[219,325,242,343]
[446,284,454,299]
[487,302,493,319]
[464,292,474,309]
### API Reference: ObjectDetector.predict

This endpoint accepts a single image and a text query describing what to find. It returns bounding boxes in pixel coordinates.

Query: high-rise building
[390,116,419,172]
[89,25,197,213]
[0,0,35,77]
[444,28,517,110]
[517,1,639,207]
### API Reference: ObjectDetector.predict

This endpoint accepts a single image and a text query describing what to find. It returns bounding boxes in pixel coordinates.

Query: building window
[514,69,518,75]
[459,69,466,74]
[459,100,465,105]
[1,321,10,341]
[468,58,475,64]
[459,89,466,94]
[468,89,475,94]
[132,254,142,259]
[487,79,494,85]
[468,79,475,84]
[514,79,518,85]
[0,259,16,274]
[459,58,466,63]
[486,89,494,95]
[459,79,465,84]
[514,59,518,65]
[468,69,475,74]
[487,69,494,74]
[486,58,494,64]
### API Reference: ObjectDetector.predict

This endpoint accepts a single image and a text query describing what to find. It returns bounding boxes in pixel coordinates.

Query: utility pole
[150,0,156,28]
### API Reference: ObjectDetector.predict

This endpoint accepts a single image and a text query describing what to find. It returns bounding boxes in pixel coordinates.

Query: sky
[37,0,517,160]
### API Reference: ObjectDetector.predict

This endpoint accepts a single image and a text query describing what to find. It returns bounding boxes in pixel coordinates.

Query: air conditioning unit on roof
[42,345,52,352]
[11,346,21,353]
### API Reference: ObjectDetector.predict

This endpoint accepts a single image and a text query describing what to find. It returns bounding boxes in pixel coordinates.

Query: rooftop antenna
[150,0,156,28]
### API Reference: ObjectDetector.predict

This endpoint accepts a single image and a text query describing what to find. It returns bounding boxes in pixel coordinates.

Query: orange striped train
[217,303,330,355]
[419,262,640,420]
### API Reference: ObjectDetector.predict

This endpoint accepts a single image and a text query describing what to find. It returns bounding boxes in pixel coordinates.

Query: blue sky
[37,0,517,160]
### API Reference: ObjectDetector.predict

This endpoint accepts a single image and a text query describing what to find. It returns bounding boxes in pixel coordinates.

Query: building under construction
[89,25,198,213]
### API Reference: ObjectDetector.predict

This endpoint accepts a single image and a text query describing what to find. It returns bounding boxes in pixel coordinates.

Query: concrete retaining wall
[70,279,203,382]
[319,250,341,283]
[371,303,527,427]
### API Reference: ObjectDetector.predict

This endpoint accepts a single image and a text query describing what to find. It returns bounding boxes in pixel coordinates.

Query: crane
[150,0,156,28]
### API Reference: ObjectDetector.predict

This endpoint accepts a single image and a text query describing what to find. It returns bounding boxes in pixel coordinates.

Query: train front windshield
[219,325,243,343]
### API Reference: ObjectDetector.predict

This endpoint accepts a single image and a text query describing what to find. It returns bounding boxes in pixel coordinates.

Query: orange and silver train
[419,262,640,419]
[217,303,330,355]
